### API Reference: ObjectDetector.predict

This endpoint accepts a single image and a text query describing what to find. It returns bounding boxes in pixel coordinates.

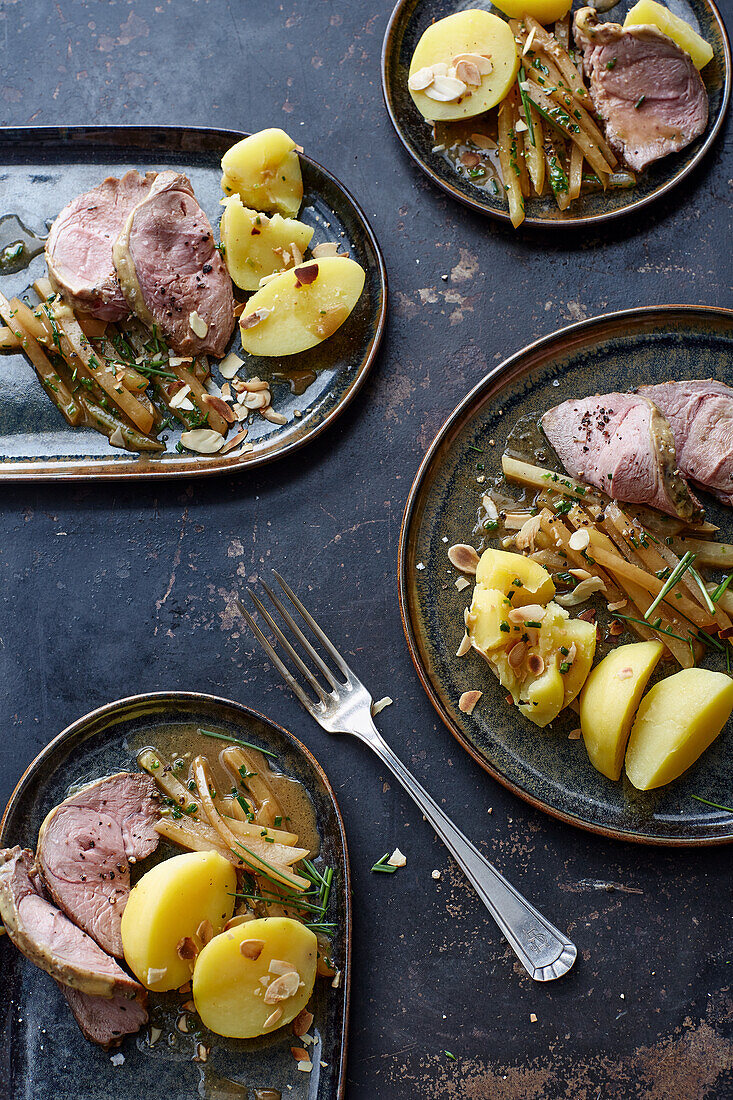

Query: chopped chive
[644,552,695,620]
[197,728,278,758]
[371,853,396,873]
[689,566,716,615]
[517,66,536,147]
[711,574,733,603]
[691,795,733,813]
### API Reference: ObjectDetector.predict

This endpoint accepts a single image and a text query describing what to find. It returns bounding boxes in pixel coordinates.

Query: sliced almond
[292,1008,314,1038]
[568,728,582,741]
[456,633,472,658]
[261,406,288,425]
[294,262,319,287]
[408,65,436,92]
[372,696,393,716]
[169,383,192,409]
[455,576,470,592]
[313,304,350,339]
[179,429,225,454]
[240,307,271,329]
[448,543,480,574]
[515,514,543,551]
[508,604,545,624]
[218,351,244,379]
[176,937,198,961]
[527,653,545,676]
[387,847,407,868]
[568,528,590,552]
[453,52,493,75]
[264,971,301,1004]
[109,426,126,449]
[555,577,606,606]
[220,429,249,455]
[292,1047,311,1062]
[460,151,481,169]
[189,311,208,338]
[263,1007,283,1029]
[240,938,265,960]
[311,241,340,259]
[459,689,483,714]
[424,75,467,102]
[455,59,481,86]
[194,1043,209,1063]
[243,390,270,410]
[508,641,527,669]
[607,598,627,612]
[569,568,592,581]
[471,133,497,150]
[202,392,236,423]
[289,241,304,267]
[241,377,270,392]
[196,919,213,946]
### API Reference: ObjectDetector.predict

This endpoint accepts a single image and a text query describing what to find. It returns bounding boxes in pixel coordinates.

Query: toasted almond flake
[263,1007,283,1029]
[508,641,527,669]
[569,568,592,580]
[607,598,628,612]
[568,528,590,551]
[515,513,543,551]
[425,74,467,102]
[297,1061,313,1073]
[431,62,449,77]
[300,1031,314,1046]
[519,80,531,92]
[240,307,271,330]
[182,999,196,1012]
[243,442,254,453]
[169,383,192,409]
[387,848,407,868]
[578,608,597,623]
[432,869,441,880]
[178,981,192,994]
[194,1043,209,1063]
[179,429,225,454]
[269,958,299,977]
[460,151,481,168]
[177,1015,189,1033]
[291,1046,310,1063]
[523,26,537,54]
[530,1012,538,1023]
[455,576,470,592]
[224,913,253,930]
[514,119,528,132]
[146,966,168,984]
[258,271,282,287]
[459,689,483,714]
[567,643,577,663]
[176,937,198,961]
[244,390,270,410]
[432,143,446,153]
[233,403,248,421]
[220,381,232,399]
[261,406,288,425]
[331,969,341,989]
[456,633,472,658]
[454,52,493,74]
[608,619,625,636]
[455,59,482,85]
[556,577,606,606]
[568,728,582,740]
[220,429,249,455]
[311,242,340,258]
[320,1061,328,1068]
[292,1008,314,1037]
[408,65,436,91]
[289,241,304,267]
[218,351,244,379]
[471,133,497,150]
[202,392,236,423]
[448,543,480,574]
[241,377,270,392]
[109,426,126,449]
[527,653,545,676]
[240,938,265,960]
[616,667,634,680]
[168,355,193,367]
[313,303,350,338]
[189,311,208,338]
[294,262,319,287]
[233,301,247,317]
[196,919,213,946]
[508,604,545,624]
[372,696,393,716]
[110,1053,125,1067]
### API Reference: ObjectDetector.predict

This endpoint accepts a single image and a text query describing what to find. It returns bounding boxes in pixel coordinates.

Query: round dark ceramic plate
[399,305,733,845]
[0,126,387,480]
[381,0,731,227]
[0,692,350,1100]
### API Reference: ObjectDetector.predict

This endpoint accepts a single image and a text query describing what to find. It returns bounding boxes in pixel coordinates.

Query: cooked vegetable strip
[171,361,228,437]
[79,396,164,452]
[522,101,545,194]
[569,142,584,202]
[526,80,614,182]
[543,128,571,210]
[139,749,195,808]
[221,746,284,830]
[158,809,307,867]
[498,98,525,229]
[503,455,603,504]
[523,15,589,105]
[672,537,733,568]
[510,92,531,199]
[0,325,20,350]
[155,816,242,864]
[0,291,82,426]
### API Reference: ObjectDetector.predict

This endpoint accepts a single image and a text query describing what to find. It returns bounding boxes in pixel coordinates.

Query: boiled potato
[220,196,314,291]
[408,10,519,123]
[492,0,571,22]
[193,917,317,1039]
[624,0,714,69]
[466,585,511,652]
[475,548,555,607]
[221,129,303,217]
[239,256,365,356]
[557,618,597,707]
[121,851,236,992]
[580,641,664,780]
[625,668,733,790]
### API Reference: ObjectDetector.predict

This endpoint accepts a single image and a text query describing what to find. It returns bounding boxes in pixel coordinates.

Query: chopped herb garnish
[606,58,616,69]
[644,551,695,620]
[197,728,278,758]
[634,95,645,109]
[499,622,510,633]
[691,795,733,813]
[711,574,733,604]
[371,853,397,874]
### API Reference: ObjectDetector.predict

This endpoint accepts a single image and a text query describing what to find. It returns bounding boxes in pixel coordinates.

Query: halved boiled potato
[408,10,519,122]
[580,641,664,780]
[475,548,555,607]
[625,668,733,790]
[193,916,317,1039]
[239,256,365,356]
[491,0,571,24]
[467,586,511,652]
[121,850,236,992]
[624,0,714,69]
[220,196,314,291]
[221,128,303,217]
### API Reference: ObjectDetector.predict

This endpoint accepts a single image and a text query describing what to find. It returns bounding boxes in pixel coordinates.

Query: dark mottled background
[0,1,732,1097]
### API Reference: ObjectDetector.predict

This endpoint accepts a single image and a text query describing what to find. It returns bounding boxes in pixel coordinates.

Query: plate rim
[0,689,352,1099]
[397,303,733,846]
[0,124,388,481]
[380,0,732,228]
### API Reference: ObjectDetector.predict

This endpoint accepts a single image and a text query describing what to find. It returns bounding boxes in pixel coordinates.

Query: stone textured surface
[0,1,731,1097]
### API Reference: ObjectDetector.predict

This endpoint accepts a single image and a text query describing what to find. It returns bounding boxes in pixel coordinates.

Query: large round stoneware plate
[382,0,731,227]
[0,126,387,480]
[0,692,350,1100]
[399,306,733,845]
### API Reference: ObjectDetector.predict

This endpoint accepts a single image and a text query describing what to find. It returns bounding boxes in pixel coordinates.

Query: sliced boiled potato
[220,196,314,291]
[121,850,236,992]
[193,916,317,1039]
[467,586,511,652]
[492,0,571,23]
[239,256,365,356]
[625,668,733,790]
[580,641,664,780]
[221,129,303,217]
[408,10,519,122]
[475,548,555,607]
[624,0,714,69]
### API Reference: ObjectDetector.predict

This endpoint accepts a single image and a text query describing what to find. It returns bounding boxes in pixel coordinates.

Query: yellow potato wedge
[408,10,519,122]
[220,196,314,291]
[221,129,303,217]
[624,0,714,69]
[475,547,555,606]
[580,641,664,780]
[193,916,317,1039]
[239,256,365,356]
[625,668,733,790]
[494,0,571,23]
[121,850,236,992]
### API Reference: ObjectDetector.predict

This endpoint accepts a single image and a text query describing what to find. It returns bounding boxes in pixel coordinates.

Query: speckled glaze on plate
[381,0,731,227]
[0,126,387,480]
[0,692,350,1100]
[399,306,733,846]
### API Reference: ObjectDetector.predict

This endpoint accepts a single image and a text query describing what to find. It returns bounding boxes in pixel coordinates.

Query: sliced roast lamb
[36,772,159,958]
[45,171,156,321]
[61,983,149,1049]
[541,392,704,521]
[0,847,142,999]
[638,380,733,506]
[573,8,708,172]
[113,171,235,357]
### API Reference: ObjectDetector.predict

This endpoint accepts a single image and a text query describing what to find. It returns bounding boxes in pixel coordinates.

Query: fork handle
[357,717,577,981]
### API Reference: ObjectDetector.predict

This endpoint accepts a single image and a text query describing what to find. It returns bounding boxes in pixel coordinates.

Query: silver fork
[237,572,577,982]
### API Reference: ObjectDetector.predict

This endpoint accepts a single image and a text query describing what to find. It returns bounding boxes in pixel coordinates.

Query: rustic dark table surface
[1,2,732,1098]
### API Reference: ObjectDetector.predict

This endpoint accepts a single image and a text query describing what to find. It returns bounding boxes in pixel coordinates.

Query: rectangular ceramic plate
[0,692,350,1099]
[0,126,386,479]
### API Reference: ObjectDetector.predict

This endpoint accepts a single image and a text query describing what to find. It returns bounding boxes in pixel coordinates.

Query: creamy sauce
[272,367,318,397]
[433,117,504,197]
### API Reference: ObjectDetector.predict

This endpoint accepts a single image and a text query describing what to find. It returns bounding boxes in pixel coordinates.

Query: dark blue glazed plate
[381,0,731,227]
[0,126,387,480]
[0,692,350,1099]
[399,306,733,845]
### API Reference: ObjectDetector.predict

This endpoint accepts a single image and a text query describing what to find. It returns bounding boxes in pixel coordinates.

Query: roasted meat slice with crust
[638,380,733,506]
[573,8,708,172]
[541,392,704,521]
[61,983,149,1049]
[45,171,156,321]
[113,170,235,357]
[0,847,142,999]
[36,772,159,958]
